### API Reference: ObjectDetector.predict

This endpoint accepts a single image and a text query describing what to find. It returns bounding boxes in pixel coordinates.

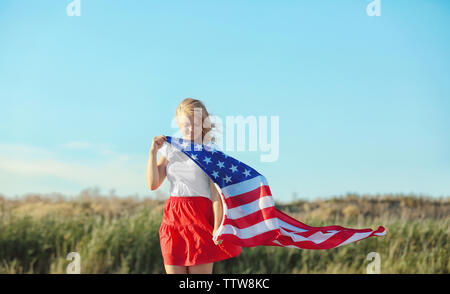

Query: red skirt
[159,196,242,266]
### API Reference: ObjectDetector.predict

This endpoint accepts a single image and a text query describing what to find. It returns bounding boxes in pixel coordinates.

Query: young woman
[147,98,241,274]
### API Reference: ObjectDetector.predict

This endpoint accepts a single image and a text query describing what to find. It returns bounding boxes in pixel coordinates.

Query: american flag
[166,136,386,249]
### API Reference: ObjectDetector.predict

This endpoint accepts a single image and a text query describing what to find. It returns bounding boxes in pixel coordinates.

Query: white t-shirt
[158,141,212,199]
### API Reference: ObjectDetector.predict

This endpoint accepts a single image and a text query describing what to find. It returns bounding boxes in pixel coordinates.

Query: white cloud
[62,141,93,149]
[61,141,122,158]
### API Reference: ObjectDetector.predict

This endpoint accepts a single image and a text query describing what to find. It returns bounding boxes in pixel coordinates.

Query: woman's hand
[212,229,223,245]
[150,135,167,153]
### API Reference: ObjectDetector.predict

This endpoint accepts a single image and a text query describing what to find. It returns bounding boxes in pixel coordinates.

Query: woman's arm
[210,179,224,245]
[147,136,168,190]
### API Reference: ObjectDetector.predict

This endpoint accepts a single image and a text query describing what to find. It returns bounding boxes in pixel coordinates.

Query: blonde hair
[175,98,216,143]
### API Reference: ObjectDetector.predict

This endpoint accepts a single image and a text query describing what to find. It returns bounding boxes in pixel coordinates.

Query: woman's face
[176,113,203,142]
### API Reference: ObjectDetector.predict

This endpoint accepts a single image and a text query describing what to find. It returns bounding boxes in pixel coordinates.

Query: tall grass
[0,191,448,273]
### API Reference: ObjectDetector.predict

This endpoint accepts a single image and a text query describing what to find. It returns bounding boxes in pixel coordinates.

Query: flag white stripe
[279,227,310,242]
[226,195,275,220]
[335,231,373,247]
[279,227,340,244]
[302,230,340,244]
[221,218,280,240]
[222,219,338,244]
[221,175,269,198]
[278,220,308,233]
[374,229,386,236]
[272,240,299,248]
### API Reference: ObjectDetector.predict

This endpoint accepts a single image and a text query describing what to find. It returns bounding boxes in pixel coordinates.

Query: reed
[0,191,448,274]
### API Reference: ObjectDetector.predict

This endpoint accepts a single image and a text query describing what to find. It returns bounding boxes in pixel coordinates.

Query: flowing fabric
[165,136,386,250]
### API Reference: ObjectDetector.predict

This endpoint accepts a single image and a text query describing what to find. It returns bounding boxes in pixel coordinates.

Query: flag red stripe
[275,230,357,249]
[222,205,382,237]
[275,209,355,231]
[224,188,377,233]
[222,206,278,229]
[219,228,367,249]
[223,201,378,234]
[277,227,386,249]
[224,185,272,209]
[219,229,282,247]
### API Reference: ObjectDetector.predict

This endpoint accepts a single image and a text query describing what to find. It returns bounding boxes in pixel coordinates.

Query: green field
[0,191,448,274]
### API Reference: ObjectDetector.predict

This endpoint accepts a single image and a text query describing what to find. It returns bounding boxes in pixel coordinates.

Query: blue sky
[1,0,449,201]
